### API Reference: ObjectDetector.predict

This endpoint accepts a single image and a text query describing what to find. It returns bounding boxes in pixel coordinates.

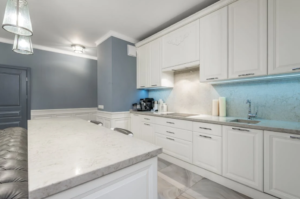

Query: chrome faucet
[246,100,257,120]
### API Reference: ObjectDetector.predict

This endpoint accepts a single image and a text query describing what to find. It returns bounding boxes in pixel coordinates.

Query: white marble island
[28,118,162,199]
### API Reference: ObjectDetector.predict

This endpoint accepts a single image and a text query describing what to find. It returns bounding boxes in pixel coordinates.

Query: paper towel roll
[212,100,219,116]
[219,97,226,117]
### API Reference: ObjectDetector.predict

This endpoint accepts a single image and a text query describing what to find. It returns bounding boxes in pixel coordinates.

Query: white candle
[212,99,219,116]
[219,97,226,117]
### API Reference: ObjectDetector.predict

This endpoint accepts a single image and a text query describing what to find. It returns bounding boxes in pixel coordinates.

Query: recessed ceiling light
[72,44,85,54]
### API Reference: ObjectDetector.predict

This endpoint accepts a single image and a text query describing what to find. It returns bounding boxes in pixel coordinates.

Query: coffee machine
[132,98,154,111]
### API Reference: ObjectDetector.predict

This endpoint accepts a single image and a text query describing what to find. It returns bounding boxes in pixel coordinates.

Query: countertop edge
[29,148,162,199]
[131,111,300,135]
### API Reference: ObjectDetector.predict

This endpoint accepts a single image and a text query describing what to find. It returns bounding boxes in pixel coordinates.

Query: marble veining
[28,118,162,199]
[132,111,300,135]
[149,69,300,123]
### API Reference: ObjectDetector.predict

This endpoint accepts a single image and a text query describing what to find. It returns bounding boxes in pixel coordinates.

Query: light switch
[98,105,104,109]
[127,45,136,57]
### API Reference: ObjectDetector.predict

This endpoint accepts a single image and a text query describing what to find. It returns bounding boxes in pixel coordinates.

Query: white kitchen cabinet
[137,44,150,89]
[156,133,193,163]
[264,131,300,199]
[162,20,199,70]
[222,126,263,191]
[268,0,300,75]
[130,114,140,139]
[193,132,222,174]
[228,0,267,79]
[200,7,228,82]
[140,122,155,144]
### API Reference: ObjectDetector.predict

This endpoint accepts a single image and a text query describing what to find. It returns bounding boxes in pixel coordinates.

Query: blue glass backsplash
[148,70,300,122]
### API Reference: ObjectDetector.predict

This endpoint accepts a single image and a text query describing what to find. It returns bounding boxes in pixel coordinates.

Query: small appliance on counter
[132,98,154,111]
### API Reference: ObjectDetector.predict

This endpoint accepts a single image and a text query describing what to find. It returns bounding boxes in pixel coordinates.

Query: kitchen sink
[230,119,260,124]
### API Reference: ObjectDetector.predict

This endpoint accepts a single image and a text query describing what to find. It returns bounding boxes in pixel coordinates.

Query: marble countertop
[131,111,300,135]
[28,118,162,199]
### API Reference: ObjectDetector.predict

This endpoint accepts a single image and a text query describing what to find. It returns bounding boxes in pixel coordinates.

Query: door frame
[0,64,31,120]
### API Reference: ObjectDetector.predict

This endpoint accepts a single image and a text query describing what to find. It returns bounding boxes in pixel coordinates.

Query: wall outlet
[98,105,104,109]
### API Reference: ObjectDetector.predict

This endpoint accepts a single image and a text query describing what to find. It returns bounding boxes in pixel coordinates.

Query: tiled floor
[157,158,252,199]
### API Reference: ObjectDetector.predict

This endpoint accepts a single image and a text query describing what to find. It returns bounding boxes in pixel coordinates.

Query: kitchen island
[28,118,162,199]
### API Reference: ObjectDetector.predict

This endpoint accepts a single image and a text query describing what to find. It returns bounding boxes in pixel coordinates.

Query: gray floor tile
[158,158,172,171]
[160,164,203,190]
[158,176,184,199]
[185,178,252,199]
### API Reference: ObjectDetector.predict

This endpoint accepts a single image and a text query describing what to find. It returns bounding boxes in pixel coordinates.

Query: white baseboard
[31,108,97,121]
[96,110,131,130]
[158,153,277,199]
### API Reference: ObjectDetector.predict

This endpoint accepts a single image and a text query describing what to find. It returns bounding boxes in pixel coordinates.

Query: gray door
[0,66,28,129]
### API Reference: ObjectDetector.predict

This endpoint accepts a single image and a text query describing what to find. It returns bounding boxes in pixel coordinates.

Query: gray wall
[97,36,148,112]
[149,69,300,122]
[0,42,97,110]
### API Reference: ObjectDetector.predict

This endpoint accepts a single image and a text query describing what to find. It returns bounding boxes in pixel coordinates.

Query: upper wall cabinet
[137,38,174,89]
[200,7,228,82]
[228,0,268,79]
[268,0,300,75]
[137,44,150,89]
[162,20,199,71]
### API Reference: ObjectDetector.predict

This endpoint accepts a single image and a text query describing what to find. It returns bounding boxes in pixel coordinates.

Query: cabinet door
[193,132,222,174]
[264,131,300,199]
[156,134,193,163]
[200,7,228,82]
[149,38,162,88]
[222,126,263,191]
[130,114,140,139]
[140,122,155,144]
[162,20,199,69]
[268,0,300,75]
[137,44,150,89]
[228,0,267,79]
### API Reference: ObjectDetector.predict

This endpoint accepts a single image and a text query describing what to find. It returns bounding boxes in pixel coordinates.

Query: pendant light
[2,0,33,36]
[13,35,33,55]
[72,45,85,54]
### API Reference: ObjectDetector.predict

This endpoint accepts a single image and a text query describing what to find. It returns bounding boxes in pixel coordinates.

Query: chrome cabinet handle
[199,127,212,131]
[144,123,150,126]
[290,136,300,140]
[206,77,218,80]
[238,73,254,77]
[166,137,175,141]
[199,135,212,139]
[292,68,300,71]
[151,85,157,86]
[167,122,174,124]
[140,86,145,87]
[144,118,150,120]
[232,128,250,132]
[166,131,175,134]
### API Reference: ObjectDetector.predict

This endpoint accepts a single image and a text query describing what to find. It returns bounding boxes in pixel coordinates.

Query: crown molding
[0,37,97,60]
[95,31,138,46]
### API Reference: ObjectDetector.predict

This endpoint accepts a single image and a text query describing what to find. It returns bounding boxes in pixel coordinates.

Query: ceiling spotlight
[13,34,33,55]
[2,0,33,36]
[72,45,85,54]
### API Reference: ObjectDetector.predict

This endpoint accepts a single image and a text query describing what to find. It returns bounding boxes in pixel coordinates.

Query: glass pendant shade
[2,0,33,36]
[13,35,33,55]
[72,45,85,54]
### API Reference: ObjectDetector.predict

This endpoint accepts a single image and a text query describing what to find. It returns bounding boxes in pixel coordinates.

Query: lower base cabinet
[222,126,263,191]
[193,132,222,174]
[140,122,155,144]
[264,131,300,199]
[156,133,193,163]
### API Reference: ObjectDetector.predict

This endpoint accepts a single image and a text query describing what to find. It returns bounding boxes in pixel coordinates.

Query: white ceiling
[0,0,219,59]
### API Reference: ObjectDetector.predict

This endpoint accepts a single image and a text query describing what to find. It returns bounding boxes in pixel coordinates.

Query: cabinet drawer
[193,132,222,174]
[193,122,222,136]
[154,125,192,142]
[155,117,192,131]
[156,133,192,163]
[139,115,155,123]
